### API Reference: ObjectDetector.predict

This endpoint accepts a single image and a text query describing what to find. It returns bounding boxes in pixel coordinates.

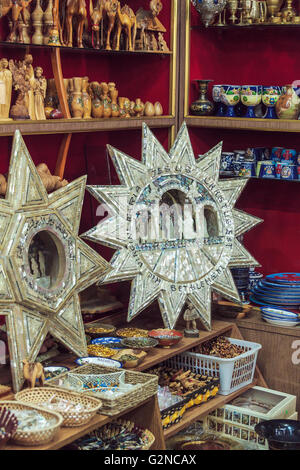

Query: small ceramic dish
[75,357,122,368]
[261,307,299,319]
[91,337,123,349]
[116,328,149,339]
[44,366,70,381]
[120,337,158,350]
[148,329,183,348]
[84,323,116,339]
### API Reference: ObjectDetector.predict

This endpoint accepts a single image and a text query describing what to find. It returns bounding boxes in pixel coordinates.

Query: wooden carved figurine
[89,0,104,49]
[23,54,36,120]
[23,359,45,388]
[104,0,118,50]
[36,163,68,191]
[8,59,30,119]
[100,81,112,118]
[0,0,34,43]
[43,0,54,45]
[108,81,119,117]
[0,174,7,196]
[31,0,44,44]
[64,0,87,47]
[33,66,47,120]
[70,76,84,118]
[183,301,199,338]
[89,81,104,118]
[0,58,12,121]
[114,2,136,51]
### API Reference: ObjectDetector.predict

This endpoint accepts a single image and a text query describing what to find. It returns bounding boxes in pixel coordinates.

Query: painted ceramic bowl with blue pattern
[91,337,123,349]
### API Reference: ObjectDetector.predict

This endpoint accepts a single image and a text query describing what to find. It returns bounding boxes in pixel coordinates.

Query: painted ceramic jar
[221,85,241,117]
[238,161,256,177]
[118,97,127,118]
[258,161,276,178]
[262,86,281,119]
[82,77,92,119]
[280,163,297,180]
[100,82,112,118]
[275,84,300,119]
[90,82,103,118]
[134,98,144,117]
[220,152,235,172]
[240,85,262,118]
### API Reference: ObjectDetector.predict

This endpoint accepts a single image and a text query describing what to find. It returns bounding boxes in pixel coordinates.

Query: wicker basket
[0,401,63,447]
[15,387,102,427]
[67,418,155,450]
[45,364,158,416]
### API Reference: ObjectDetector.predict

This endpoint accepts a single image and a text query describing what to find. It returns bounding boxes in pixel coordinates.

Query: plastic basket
[165,337,262,395]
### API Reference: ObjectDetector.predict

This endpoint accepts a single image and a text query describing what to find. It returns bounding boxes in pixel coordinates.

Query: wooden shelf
[185,115,300,133]
[191,23,300,32]
[0,41,173,57]
[0,116,175,136]
[163,380,258,439]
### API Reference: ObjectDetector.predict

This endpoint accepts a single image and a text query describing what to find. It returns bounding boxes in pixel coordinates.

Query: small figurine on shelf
[114,3,137,51]
[0,58,12,121]
[82,76,92,118]
[64,0,87,48]
[101,82,112,118]
[183,301,200,338]
[157,32,169,52]
[0,174,7,196]
[33,66,47,120]
[135,0,169,51]
[36,163,68,191]
[1,0,34,43]
[22,359,45,388]
[23,54,36,120]
[89,81,104,118]
[89,0,103,49]
[108,82,120,117]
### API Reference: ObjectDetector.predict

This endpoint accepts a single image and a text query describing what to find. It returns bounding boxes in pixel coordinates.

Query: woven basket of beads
[45,364,158,416]
[15,387,102,427]
[0,401,63,446]
[68,418,155,450]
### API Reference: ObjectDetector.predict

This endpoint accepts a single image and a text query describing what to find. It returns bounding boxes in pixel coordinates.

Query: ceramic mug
[271,147,284,162]
[259,161,276,178]
[280,163,297,180]
[275,162,282,179]
[281,148,297,163]
[240,85,262,118]
[238,161,256,177]
[220,152,235,171]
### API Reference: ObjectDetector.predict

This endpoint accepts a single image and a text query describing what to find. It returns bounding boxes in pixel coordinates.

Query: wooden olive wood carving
[23,359,45,388]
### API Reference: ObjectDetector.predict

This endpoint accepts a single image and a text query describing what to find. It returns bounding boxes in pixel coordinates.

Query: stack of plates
[250,272,300,308]
[260,307,300,327]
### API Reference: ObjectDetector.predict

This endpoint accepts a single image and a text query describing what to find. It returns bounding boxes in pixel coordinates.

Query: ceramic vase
[43,0,54,45]
[123,98,131,118]
[90,82,103,118]
[32,0,44,45]
[262,86,281,119]
[82,77,92,119]
[190,79,214,116]
[134,98,144,117]
[108,83,120,117]
[70,77,84,119]
[118,97,127,118]
[275,85,300,119]
[45,78,58,108]
[212,84,228,116]
[240,85,262,118]
[100,82,112,118]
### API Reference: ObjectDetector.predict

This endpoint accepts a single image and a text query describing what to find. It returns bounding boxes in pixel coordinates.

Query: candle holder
[190,79,214,116]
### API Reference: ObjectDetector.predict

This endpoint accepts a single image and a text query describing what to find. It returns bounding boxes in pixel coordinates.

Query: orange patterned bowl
[148,329,183,348]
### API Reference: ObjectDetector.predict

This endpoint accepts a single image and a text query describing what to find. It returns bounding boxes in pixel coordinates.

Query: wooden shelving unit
[0,318,266,450]
[185,115,300,133]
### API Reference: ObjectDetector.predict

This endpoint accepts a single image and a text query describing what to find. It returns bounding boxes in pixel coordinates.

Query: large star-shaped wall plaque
[0,131,110,392]
[82,123,262,331]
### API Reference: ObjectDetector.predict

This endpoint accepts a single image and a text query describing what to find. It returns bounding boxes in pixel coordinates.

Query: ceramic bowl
[44,366,70,380]
[255,420,300,450]
[240,85,262,107]
[262,86,281,106]
[75,357,122,368]
[84,322,116,339]
[221,85,241,107]
[121,336,159,350]
[91,337,123,349]
[148,329,183,348]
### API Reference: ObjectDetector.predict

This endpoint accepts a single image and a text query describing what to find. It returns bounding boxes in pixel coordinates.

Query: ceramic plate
[261,312,299,322]
[91,337,123,349]
[75,357,122,368]
[266,273,300,284]
[262,317,300,328]
[261,307,299,318]
[250,295,282,307]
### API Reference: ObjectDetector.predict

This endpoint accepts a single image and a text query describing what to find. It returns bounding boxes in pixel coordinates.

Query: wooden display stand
[0,314,267,450]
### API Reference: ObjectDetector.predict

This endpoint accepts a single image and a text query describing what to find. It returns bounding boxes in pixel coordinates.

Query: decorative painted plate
[91,337,123,349]
[266,273,300,284]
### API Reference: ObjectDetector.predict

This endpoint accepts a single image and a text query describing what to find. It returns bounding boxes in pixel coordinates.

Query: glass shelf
[191,23,300,31]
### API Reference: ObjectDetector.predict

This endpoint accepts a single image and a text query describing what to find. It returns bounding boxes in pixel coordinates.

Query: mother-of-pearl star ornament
[0,131,110,392]
[82,122,263,331]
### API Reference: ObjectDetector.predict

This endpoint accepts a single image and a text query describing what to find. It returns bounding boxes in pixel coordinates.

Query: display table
[0,319,264,450]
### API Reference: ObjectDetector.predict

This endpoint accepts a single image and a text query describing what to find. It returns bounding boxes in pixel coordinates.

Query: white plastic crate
[166,337,262,395]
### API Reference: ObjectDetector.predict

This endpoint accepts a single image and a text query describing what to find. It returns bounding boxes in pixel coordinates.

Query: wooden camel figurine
[0,0,34,43]
[23,359,45,388]
[114,2,136,52]
[89,0,104,49]
[64,0,87,48]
